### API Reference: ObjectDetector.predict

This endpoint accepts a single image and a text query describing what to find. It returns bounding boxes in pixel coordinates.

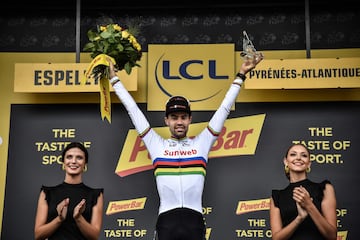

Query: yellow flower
[113,24,122,32]
[121,30,130,39]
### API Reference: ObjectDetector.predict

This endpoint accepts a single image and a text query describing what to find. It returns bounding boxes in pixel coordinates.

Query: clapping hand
[57,198,69,221]
[73,199,86,219]
[293,186,313,220]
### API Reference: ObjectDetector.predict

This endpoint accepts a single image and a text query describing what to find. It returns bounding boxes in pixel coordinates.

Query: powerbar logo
[106,197,146,215]
[205,228,211,240]
[337,231,347,240]
[115,114,266,177]
[236,198,270,215]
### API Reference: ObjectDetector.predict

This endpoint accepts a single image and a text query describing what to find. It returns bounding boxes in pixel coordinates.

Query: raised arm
[208,53,263,133]
[108,60,151,135]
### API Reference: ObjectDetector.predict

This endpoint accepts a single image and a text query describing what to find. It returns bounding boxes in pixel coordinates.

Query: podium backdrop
[1,101,358,239]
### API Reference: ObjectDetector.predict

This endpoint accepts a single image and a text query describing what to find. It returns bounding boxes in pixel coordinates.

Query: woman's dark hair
[61,142,89,163]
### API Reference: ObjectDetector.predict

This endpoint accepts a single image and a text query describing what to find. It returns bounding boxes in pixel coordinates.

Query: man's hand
[108,58,118,79]
[239,52,264,74]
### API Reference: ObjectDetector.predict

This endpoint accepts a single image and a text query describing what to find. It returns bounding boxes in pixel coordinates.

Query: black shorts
[155,208,206,240]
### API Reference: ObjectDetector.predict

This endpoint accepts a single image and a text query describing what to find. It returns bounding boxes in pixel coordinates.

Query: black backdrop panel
[2,102,359,239]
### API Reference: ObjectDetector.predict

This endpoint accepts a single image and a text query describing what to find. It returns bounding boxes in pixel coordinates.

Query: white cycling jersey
[112,77,242,214]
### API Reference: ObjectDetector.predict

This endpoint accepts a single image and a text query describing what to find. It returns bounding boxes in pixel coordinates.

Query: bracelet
[110,76,120,85]
[233,78,244,86]
[236,72,246,81]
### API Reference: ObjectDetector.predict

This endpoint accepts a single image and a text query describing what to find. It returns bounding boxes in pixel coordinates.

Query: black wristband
[236,72,246,81]
[110,76,120,85]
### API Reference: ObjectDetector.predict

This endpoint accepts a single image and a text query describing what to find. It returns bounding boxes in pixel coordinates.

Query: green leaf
[87,30,98,41]
[124,62,132,75]
[100,31,112,39]
[83,42,95,51]
[116,44,125,52]
[103,41,110,53]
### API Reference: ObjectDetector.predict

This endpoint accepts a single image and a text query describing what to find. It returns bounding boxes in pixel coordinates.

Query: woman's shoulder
[319,179,334,190]
[82,183,103,190]
[41,182,103,192]
[310,179,333,188]
[304,179,334,194]
[81,184,104,205]
[82,184,104,196]
[40,182,63,191]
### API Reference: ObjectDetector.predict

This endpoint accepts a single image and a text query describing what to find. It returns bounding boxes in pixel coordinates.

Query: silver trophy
[240,31,259,60]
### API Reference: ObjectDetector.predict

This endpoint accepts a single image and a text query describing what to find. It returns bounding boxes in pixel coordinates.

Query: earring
[284,165,289,174]
[306,167,311,173]
[83,164,88,172]
[62,164,65,171]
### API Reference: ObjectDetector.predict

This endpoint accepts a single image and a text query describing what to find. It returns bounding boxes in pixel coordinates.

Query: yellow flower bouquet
[83,23,142,76]
[82,23,142,123]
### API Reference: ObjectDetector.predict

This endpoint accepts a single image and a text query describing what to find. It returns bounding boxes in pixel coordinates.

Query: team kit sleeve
[208,79,242,133]
[111,78,151,135]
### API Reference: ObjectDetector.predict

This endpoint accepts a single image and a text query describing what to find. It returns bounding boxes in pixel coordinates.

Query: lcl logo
[154,54,230,101]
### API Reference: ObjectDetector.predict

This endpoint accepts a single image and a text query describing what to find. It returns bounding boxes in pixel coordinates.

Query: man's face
[164,112,192,139]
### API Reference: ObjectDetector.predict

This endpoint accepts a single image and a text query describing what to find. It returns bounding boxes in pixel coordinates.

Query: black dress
[271,178,330,240]
[41,182,103,240]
